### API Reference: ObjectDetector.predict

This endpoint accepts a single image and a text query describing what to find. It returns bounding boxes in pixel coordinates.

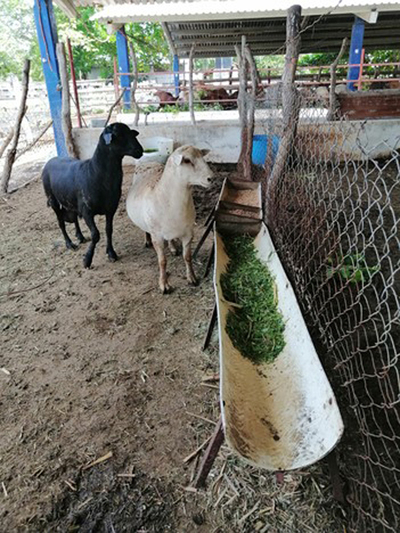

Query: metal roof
[55,1,400,57]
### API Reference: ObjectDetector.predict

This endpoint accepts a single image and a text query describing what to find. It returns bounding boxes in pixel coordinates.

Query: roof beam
[354,9,379,24]
[54,0,77,18]
[162,21,177,55]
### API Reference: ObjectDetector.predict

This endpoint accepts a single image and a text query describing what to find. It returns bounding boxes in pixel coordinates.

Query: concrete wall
[73,116,400,164]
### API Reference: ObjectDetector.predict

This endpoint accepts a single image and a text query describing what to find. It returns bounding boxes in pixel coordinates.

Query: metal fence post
[33,0,67,156]
[116,26,131,109]
[173,54,180,97]
[347,16,365,91]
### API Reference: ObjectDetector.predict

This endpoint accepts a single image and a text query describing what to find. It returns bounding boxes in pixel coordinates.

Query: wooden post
[245,45,258,178]
[113,56,120,101]
[188,44,196,125]
[327,38,348,121]
[56,42,78,158]
[266,5,302,207]
[1,60,30,194]
[236,36,250,179]
[194,417,224,488]
[128,40,140,127]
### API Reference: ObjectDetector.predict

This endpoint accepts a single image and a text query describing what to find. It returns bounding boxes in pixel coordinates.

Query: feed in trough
[220,234,285,364]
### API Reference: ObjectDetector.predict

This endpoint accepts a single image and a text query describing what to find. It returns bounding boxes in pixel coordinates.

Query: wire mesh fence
[258,87,400,532]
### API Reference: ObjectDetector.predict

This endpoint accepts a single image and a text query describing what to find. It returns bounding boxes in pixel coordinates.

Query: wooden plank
[193,417,224,489]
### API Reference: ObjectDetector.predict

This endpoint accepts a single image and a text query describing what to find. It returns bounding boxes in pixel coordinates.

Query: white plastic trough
[214,223,344,471]
[139,136,174,164]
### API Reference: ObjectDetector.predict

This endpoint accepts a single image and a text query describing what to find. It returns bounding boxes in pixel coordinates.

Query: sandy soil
[0,164,344,532]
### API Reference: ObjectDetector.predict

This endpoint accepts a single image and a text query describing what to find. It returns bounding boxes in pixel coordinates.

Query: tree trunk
[327,38,348,121]
[236,36,250,179]
[56,42,78,158]
[266,5,302,206]
[244,45,258,179]
[0,128,14,160]
[128,40,140,127]
[1,59,30,194]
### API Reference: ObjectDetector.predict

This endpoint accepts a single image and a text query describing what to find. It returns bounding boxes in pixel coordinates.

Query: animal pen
[1,0,400,531]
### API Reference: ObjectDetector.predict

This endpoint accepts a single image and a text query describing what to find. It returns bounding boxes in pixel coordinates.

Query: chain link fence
[258,87,400,532]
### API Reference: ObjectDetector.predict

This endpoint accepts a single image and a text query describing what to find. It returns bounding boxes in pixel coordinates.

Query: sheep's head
[172,146,212,188]
[101,123,143,159]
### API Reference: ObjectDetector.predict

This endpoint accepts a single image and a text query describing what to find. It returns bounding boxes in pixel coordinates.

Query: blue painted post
[347,16,365,91]
[173,54,179,97]
[33,0,67,156]
[116,27,131,109]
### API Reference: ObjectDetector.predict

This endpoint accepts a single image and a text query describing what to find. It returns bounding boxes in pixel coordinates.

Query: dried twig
[83,451,113,470]
[104,89,127,127]
[183,435,213,464]
[201,373,220,383]
[15,120,53,161]
[186,411,217,425]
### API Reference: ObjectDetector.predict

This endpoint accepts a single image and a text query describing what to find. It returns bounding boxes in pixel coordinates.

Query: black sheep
[42,122,143,268]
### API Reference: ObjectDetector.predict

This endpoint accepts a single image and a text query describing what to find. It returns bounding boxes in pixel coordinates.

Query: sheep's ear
[131,129,139,137]
[200,149,210,157]
[173,152,183,165]
[103,132,113,145]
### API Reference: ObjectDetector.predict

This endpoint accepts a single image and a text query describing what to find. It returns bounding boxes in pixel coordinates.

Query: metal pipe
[66,37,82,128]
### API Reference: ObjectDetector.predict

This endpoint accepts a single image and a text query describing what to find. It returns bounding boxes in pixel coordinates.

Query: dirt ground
[0,163,345,532]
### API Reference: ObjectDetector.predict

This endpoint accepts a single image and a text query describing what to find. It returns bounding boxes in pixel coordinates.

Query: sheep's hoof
[83,257,93,269]
[66,241,78,251]
[107,250,118,262]
[145,241,153,249]
[77,235,88,244]
[161,283,173,294]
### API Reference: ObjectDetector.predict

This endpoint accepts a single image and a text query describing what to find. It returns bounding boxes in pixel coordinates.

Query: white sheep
[126,145,212,293]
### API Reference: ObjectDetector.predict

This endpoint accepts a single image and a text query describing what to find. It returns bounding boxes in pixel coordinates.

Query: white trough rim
[214,223,344,470]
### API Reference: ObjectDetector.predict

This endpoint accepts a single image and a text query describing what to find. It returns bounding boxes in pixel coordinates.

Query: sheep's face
[101,123,143,159]
[173,146,212,188]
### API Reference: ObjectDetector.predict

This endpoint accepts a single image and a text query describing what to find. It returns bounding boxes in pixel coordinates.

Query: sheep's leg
[152,239,172,294]
[49,198,77,250]
[82,210,100,269]
[74,218,87,244]
[105,213,118,262]
[182,236,198,286]
[145,232,153,248]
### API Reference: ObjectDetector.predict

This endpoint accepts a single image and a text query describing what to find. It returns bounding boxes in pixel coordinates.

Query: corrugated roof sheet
[89,0,400,23]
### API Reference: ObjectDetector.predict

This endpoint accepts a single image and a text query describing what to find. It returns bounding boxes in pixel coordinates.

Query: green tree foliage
[0,1,170,81]
[0,0,39,79]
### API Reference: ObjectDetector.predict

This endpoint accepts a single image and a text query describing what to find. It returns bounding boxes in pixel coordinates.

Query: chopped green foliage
[220,235,286,365]
[327,253,380,283]
[143,148,159,153]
